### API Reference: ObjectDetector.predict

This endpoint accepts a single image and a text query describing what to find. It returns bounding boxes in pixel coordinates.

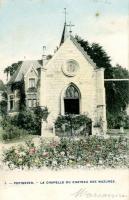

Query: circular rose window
[62,60,79,77]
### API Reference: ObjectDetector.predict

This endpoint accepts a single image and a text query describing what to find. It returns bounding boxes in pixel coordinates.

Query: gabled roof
[7,35,97,86]
[69,35,97,69]
[8,60,42,85]
[60,23,67,46]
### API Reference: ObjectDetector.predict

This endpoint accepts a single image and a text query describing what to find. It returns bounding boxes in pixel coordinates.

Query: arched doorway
[64,84,80,114]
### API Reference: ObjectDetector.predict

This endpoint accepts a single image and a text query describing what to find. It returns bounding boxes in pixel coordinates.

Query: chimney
[42,46,47,67]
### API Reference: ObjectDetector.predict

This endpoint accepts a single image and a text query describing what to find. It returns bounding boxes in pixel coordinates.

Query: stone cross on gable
[67,22,75,35]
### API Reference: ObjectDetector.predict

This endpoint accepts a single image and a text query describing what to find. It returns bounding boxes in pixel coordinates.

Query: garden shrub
[107,111,129,129]
[1,106,49,136]
[0,100,7,116]
[55,114,92,136]
[124,115,129,129]
[33,106,49,124]
[17,106,49,134]
[16,109,38,134]
[2,124,28,141]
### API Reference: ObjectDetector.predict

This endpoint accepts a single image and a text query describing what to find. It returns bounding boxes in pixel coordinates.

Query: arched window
[65,85,79,99]
[64,84,80,114]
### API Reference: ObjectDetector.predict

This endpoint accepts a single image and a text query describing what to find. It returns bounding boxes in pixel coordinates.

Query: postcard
[0,0,129,200]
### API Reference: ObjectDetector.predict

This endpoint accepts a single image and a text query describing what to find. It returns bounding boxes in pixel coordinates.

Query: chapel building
[40,24,107,135]
[7,22,107,135]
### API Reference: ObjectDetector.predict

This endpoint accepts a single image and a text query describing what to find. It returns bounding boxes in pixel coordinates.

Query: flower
[18,158,23,163]
[2,136,129,169]
[69,160,73,164]
[42,152,49,157]
[14,149,19,154]
[19,151,26,157]
[29,147,36,155]
[98,160,103,165]
[34,158,41,165]
[60,151,65,156]
[69,155,75,159]
[77,156,81,161]
[52,160,57,166]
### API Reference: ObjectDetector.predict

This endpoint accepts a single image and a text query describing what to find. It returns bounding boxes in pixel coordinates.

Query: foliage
[33,106,49,121]
[16,109,38,134]
[4,61,22,80]
[0,100,7,116]
[1,106,49,136]
[16,106,49,134]
[124,115,129,129]
[27,87,37,92]
[11,79,26,110]
[76,36,129,115]
[0,92,7,116]
[0,80,5,91]
[1,124,29,141]
[2,136,129,169]
[107,111,129,129]
[76,36,112,77]
[55,114,92,136]
[1,91,7,99]
[105,65,129,114]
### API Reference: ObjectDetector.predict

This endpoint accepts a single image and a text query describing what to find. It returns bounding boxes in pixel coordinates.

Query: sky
[0,0,128,82]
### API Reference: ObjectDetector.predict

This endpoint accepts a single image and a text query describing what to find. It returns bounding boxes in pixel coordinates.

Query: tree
[4,61,22,80]
[105,65,129,113]
[76,36,129,114]
[0,92,7,116]
[75,36,112,78]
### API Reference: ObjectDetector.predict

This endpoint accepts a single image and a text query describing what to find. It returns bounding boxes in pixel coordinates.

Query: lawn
[0,125,39,144]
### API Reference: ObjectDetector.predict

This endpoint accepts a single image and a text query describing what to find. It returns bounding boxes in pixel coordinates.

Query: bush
[107,111,129,129]
[124,115,129,129]
[2,124,28,141]
[0,100,7,116]
[17,106,49,134]
[1,106,49,136]
[55,114,92,136]
[34,106,49,121]
[16,109,38,134]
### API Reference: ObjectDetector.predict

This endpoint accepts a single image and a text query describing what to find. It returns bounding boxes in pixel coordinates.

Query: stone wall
[40,37,107,134]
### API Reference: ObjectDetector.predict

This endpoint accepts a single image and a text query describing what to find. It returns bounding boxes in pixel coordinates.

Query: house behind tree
[7,60,42,113]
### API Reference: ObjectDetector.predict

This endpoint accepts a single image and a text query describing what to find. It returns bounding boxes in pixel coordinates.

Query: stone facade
[40,36,107,136]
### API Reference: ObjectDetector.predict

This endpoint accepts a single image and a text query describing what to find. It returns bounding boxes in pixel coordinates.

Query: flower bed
[2,136,129,170]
